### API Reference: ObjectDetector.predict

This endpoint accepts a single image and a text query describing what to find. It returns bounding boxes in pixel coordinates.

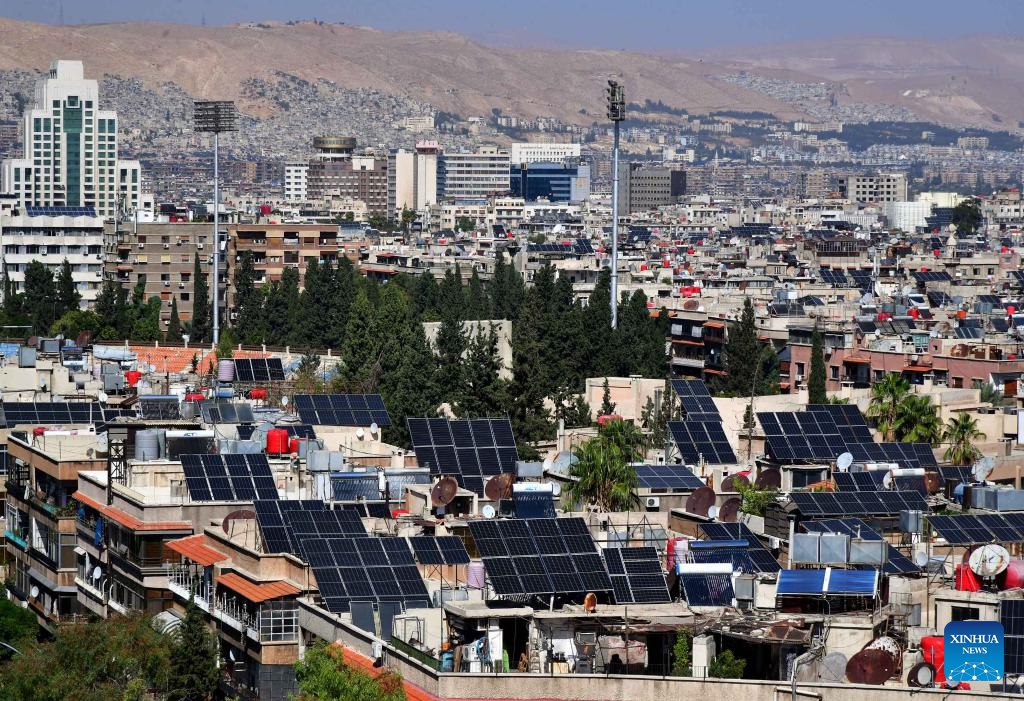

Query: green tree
[708,650,746,679]
[191,256,210,343]
[167,596,219,701]
[294,642,406,701]
[943,413,986,466]
[735,481,778,517]
[23,260,56,334]
[455,216,475,232]
[0,598,37,653]
[465,268,488,321]
[894,394,943,444]
[400,207,417,235]
[454,324,508,417]
[807,325,827,405]
[507,285,553,454]
[599,378,616,416]
[564,428,641,512]
[233,251,264,344]
[130,297,163,342]
[294,354,326,394]
[166,296,182,341]
[866,374,911,441]
[378,307,441,448]
[338,288,380,392]
[950,197,983,233]
[725,298,759,396]
[413,271,440,321]
[598,418,646,462]
[50,309,103,341]
[55,258,81,317]
[434,267,467,405]
[671,632,692,677]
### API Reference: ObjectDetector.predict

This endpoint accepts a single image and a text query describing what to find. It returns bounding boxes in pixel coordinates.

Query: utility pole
[193,101,237,344]
[606,80,625,329]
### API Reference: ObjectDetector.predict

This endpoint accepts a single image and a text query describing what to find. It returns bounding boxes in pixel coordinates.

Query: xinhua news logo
[944,621,1004,683]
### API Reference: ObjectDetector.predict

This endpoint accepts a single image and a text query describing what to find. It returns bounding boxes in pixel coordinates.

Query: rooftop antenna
[59,2,64,26]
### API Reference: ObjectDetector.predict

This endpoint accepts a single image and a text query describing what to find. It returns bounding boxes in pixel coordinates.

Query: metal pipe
[611,120,620,330]
[213,131,220,344]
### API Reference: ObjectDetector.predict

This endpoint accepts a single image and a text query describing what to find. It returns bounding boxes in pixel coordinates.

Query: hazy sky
[4,0,1018,50]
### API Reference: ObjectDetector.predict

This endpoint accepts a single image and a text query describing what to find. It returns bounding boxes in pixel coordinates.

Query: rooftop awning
[217,572,300,603]
[903,365,933,372]
[73,491,192,533]
[842,357,871,364]
[704,321,726,329]
[165,535,229,567]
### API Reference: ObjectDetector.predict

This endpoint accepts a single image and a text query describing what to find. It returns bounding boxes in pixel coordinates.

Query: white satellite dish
[972,457,995,483]
[542,458,553,471]
[281,396,289,407]
[551,483,561,496]
[98,391,108,403]
[92,566,102,581]
[481,504,496,519]
[229,648,237,662]
[30,586,39,599]
[914,550,930,568]
[969,543,1010,577]
[836,453,854,472]
[369,422,379,435]
[882,472,894,490]
[708,505,719,520]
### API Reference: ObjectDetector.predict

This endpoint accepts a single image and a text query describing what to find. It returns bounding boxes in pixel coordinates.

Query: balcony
[671,356,705,369]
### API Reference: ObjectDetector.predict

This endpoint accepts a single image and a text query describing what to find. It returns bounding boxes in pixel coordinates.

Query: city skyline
[3,0,1019,50]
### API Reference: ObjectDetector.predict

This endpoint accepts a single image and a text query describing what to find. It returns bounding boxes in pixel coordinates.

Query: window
[795,362,805,378]
[830,365,839,380]
[951,606,979,622]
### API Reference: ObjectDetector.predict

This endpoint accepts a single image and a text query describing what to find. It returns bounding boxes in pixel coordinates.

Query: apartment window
[951,606,979,622]
[795,362,805,378]
[830,366,839,381]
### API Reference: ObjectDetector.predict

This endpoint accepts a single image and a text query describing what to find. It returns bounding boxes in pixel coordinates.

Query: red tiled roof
[73,491,192,533]
[903,365,933,372]
[128,346,273,374]
[842,356,871,364]
[165,534,229,567]
[704,321,726,329]
[217,572,299,602]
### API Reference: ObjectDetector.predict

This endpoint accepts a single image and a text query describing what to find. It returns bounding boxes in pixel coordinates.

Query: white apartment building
[510,142,581,165]
[0,210,105,306]
[439,146,510,201]
[283,162,308,203]
[389,141,442,220]
[1,60,141,219]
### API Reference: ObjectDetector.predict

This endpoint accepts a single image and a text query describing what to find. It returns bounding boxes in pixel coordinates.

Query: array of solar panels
[0,401,122,427]
[680,574,734,606]
[137,395,182,419]
[697,523,780,571]
[407,417,519,495]
[927,290,953,307]
[232,358,286,382]
[820,269,850,286]
[776,569,878,596]
[758,405,936,468]
[26,205,96,216]
[513,491,557,519]
[294,394,391,427]
[331,473,382,501]
[928,513,1024,546]
[634,464,706,491]
[1011,270,1024,287]
[1001,600,1024,675]
[181,454,278,502]
[469,518,613,597]
[306,537,430,613]
[666,380,736,464]
[604,547,672,603]
[199,400,256,424]
[688,540,782,574]
[850,269,874,291]
[671,379,721,421]
[790,491,928,517]
[407,536,471,565]
[801,518,919,575]
[526,238,594,255]
[912,271,953,283]
[254,500,366,554]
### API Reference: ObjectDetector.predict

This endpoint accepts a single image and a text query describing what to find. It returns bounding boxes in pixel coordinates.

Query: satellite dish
[972,457,995,483]
[721,474,749,492]
[907,662,936,688]
[369,422,379,435]
[846,646,898,686]
[98,391,109,403]
[542,457,553,471]
[430,477,459,507]
[229,649,237,662]
[550,483,561,497]
[685,487,716,517]
[914,550,930,568]
[969,544,1010,577]
[281,396,289,407]
[484,473,515,502]
[30,586,39,599]
[707,505,719,520]
[719,497,742,523]
[882,471,894,490]
[481,504,496,519]
[86,448,94,458]
[754,468,781,490]
[92,566,102,581]
[222,509,257,534]
[836,452,854,472]
[819,652,849,683]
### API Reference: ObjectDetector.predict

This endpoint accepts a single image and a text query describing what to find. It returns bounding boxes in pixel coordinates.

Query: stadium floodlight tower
[193,100,238,344]
[606,80,626,329]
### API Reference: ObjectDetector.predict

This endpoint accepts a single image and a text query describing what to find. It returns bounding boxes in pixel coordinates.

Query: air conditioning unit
[138,243,144,249]
[645,497,660,509]
[163,243,170,249]
[163,281,170,287]
[197,243,204,250]
[40,251,47,256]
[178,282,185,289]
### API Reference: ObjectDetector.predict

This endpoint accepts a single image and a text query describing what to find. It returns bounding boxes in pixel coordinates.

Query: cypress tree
[233,251,263,344]
[808,324,827,404]
[725,297,759,396]
[508,287,553,454]
[191,255,210,343]
[378,300,441,448]
[455,324,508,417]
[167,596,219,701]
[166,296,182,341]
[414,271,440,321]
[23,260,56,335]
[338,288,379,392]
[55,258,81,316]
[280,265,302,346]
[465,268,487,321]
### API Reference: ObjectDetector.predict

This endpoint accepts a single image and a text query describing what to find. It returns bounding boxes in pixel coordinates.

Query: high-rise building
[510,142,581,165]
[511,161,591,203]
[0,60,141,218]
[305,136,388,215]
[837,173,908,204]
[438,146,510,201]
[618,164,686,214]
[284,162,308,203]
[387,141,440,220]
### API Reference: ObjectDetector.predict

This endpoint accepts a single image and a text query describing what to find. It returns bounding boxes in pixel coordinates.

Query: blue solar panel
[680,574,733,606]
[25,205,96,217]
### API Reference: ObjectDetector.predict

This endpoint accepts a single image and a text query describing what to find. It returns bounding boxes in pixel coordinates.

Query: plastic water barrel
[467,561,487,589]
[954,563,981,592]
[1001,559,1024,590]
[185,393,205,402]
[126,370,142,387]
[217,359,235,383]
[135,430,160,460]
[249,387,268,400]
[921,636,946,682]
[266,428,289,454]
[289,438,300,454]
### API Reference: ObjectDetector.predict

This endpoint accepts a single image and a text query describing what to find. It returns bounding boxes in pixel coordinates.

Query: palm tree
[943,413,986,466]
[894,394,943,444]
[598,418,646,462]
[564,437,641,512]
[866,374,911,441]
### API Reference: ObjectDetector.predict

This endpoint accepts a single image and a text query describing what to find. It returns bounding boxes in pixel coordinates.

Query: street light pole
[193,101,237,345]
[606,80,625,329]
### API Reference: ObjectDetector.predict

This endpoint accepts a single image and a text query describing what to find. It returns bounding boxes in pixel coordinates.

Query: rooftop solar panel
[668,420,737,464]
[680,574,733,606]
[137,395,182,420]
[181,454,278,502]
[634,464,706,491]
[307,536,429,613]
[407,417,519,495]
[232,358,287,383]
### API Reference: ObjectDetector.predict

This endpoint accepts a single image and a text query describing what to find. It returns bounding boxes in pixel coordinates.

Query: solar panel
[699,522,762,543]
[912,271,953,283]
[26,205,96,217]
[407,417,519,495]
[668,421,737,464]
[680,574,733,606]
[467,518,611,597]
[408,536,471,565]
[253,500,326,553]
[331,474,381,501]
[180,454,278,502]
[514,491,556,519]
[634,464,706,491]
[603,547,671,604]
[232,358,287,383]
[137,395,181,419]
[200,401,256,424]
[1,401,109,427]
[688,542,781,573]
[929,514,1024,545]
[820,269,849,286]
[294,394,391,427]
